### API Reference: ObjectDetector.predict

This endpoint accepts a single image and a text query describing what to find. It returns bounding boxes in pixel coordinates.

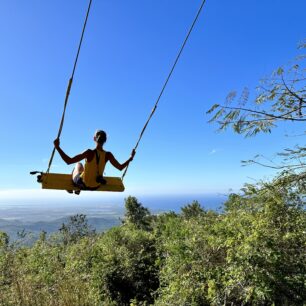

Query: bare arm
[54,138,93,165]
[106,149,136,171]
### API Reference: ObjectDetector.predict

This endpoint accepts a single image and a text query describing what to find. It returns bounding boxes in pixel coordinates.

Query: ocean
[0,192,228,240]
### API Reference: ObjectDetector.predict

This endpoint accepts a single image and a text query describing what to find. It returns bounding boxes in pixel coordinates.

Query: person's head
[94,130,107,145]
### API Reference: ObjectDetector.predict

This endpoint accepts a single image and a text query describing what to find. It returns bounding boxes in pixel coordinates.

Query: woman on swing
[54,130,135,194]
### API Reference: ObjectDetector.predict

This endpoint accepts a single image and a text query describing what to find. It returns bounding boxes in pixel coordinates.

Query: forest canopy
[0,191,305,305]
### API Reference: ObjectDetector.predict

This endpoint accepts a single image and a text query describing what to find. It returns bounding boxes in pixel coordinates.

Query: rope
[46,0,93,174]
[122,0,207,180]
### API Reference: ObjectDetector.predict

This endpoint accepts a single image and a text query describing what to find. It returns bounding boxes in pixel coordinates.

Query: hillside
[0,190,305,305]
[0,216,120,242]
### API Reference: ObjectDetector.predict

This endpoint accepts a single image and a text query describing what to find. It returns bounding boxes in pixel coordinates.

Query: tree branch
[220,105,306,121]
[282,76,306,116]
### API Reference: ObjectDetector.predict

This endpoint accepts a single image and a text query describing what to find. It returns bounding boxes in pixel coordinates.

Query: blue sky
[0,0,305,200]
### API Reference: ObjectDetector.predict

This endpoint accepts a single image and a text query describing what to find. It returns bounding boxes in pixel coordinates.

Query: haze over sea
[0,190,227,240]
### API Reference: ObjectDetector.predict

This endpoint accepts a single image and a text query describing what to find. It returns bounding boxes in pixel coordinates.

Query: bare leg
[66,163,84,195]
[72,162,84,180]
[73,163,84,195]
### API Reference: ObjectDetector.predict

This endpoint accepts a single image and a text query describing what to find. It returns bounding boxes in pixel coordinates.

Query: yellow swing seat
[38,172,125,192]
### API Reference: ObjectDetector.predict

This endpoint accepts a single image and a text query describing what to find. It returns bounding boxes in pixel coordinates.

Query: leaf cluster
[0,188,305,305]
[207,42,306,137]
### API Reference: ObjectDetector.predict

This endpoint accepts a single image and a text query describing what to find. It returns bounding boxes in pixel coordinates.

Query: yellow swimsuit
[80,149,106,188]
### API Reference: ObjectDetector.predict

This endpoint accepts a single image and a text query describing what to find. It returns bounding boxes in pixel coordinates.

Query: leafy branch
[207,40,306,186]
[207,42,306,137]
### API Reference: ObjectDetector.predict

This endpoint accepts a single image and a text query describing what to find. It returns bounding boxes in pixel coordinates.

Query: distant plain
[0,193,227,240]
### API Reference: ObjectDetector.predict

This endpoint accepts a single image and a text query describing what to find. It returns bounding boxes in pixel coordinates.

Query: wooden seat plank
[39,173,125,192]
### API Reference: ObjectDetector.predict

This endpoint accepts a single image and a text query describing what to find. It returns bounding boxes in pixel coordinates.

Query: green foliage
[155,209,221,305]
[0,232,9,250]
[208,39,306,194]
[207,41,306,137]
[0,193,305,305]
[91,225,159,305]
[181,200,205,219]
[124,196,152,230]
[59,214,96,245]
[155,183,305,305]
[220,185,306,304]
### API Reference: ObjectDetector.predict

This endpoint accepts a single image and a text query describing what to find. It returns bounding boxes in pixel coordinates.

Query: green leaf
[206,103,220,114]
[208,108,225,123]
[277,67,284,75]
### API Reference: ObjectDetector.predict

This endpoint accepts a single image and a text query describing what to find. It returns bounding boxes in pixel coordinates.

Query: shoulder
[85,149,94,155]
[84,149,95,161]
[105,151,114,161]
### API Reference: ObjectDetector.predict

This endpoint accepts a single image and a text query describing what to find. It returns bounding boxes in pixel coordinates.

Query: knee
[75,162,84,172]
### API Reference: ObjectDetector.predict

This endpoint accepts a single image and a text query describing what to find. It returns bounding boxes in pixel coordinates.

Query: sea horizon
[0,192,229,221]
[0,191,229,241]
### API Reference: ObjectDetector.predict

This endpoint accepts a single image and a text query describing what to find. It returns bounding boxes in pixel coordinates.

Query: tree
[207,40,306,188]
[59,214,95,245]
[0,232,9,251]
[207,41,306,137]
[181,200,205,219]
[220,181,306,304]
[124,196,152,230]
[205,41,306,303]
[91,226,159,305]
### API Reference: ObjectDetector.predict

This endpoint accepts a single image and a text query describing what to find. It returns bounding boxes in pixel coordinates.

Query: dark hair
[95,130,107,145]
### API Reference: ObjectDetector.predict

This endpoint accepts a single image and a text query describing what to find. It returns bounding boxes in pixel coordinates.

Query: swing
[31,0,207,192]
[31,172,124,192]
